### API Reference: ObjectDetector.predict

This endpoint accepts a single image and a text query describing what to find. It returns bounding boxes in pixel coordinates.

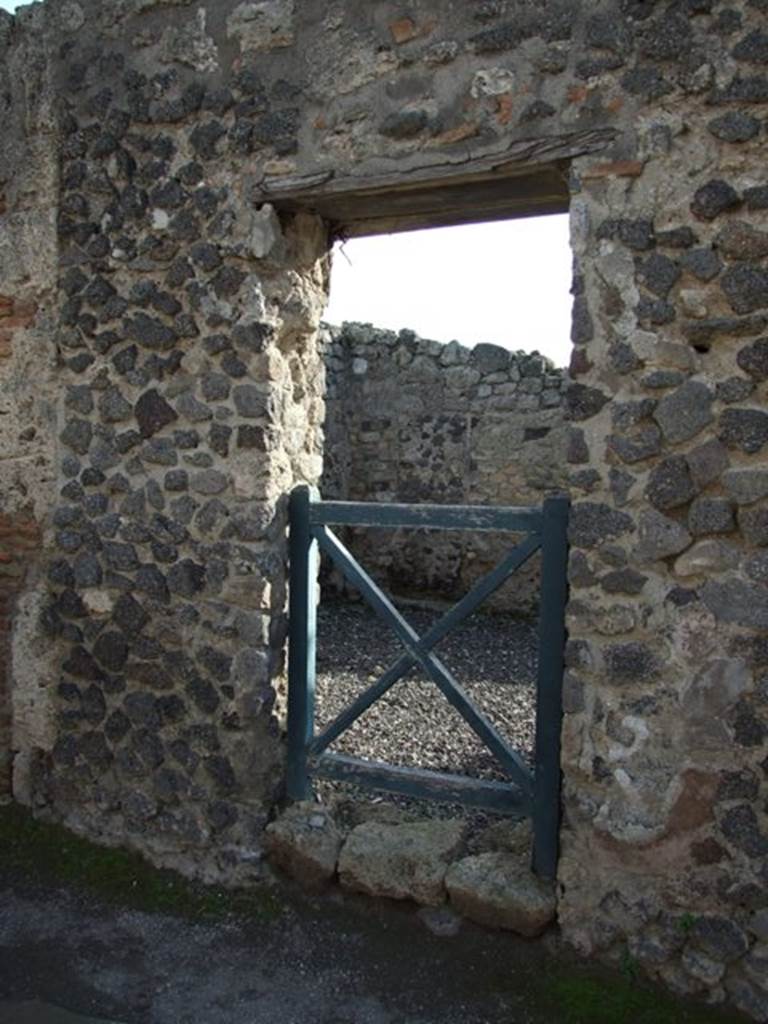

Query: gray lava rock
[135,389,178,438]
[653,380,713,444]
[722,263,768,314]
[635,510,692,562]
[719,407,768,453]
[690,179,741,221]
[646,455,698,511]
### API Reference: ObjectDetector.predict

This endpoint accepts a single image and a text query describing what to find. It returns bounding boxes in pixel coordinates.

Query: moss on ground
[0,802,282,921]
[0,803,750,1023]
[539,967,747,1024]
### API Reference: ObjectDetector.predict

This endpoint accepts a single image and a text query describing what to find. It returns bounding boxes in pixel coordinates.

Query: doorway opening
[285,165,573,841]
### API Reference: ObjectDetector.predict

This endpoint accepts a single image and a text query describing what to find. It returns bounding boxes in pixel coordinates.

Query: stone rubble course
[338,818,466,906]
[321,322,568,615]
[445,851,557,937]
[264,799,342,887]
[0,0,767,1019]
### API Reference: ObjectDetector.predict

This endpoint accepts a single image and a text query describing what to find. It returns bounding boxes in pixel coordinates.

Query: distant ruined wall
[1,1,768,1017]
[321,322,568,613]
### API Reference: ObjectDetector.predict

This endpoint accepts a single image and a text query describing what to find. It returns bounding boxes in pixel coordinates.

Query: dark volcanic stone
[739,503,768,546]
[732,29,768,63]
[601,568,648,595]
[113,593,149,634]
[568,503,634,549]
[135,389,178,438]
[124,692,161,729]
[63,645,103,681]
[737,337,768,380]
[646,456,698,511]
[718,407,768,453]
[621,65,672,101]
[104,709,131,743]
[701,577,768,628]
[653,380,713,443]
[103,541,140,572]
[690,915,750,962]
[197,646,232,682]
[186,675,219,714]
[78,731,113,769]
[688,497,735,535]
[720,805,768,859]
[168,559,206,597]
[708,111,761,142]
[722,263,768,314]
[60,418,93,455]
[690,179,741,220]
[204,754,236,794]
[131,728,164,769]
[566,384,609,421]
[639,253,680,298]
[596,218,655,250]
[717,377,755,403]
[125,313,177,351]
[189,120,226,159]
[745,185,768,210]
[608,426,661,464]
[687,439,730,487]
[237,425,266,450]
[730,701,767,747]
[681,247,722,282]
[93,631,129,671]
[604,642,659,682]
[210,423,232,457]
[717,768,759,801]
[73,552,102,587]
[570,296,594,346]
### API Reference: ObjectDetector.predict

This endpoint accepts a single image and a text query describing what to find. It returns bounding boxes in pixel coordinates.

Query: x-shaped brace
[310,525,539,796]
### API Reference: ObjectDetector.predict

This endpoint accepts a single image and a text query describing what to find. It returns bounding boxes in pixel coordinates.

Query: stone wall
[1,1,767,1017]
[321,322,568,613]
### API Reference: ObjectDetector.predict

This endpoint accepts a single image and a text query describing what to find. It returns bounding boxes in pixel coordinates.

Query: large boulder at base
[445,851,556,936]
[264,802,342,887]
[338,819,466,906]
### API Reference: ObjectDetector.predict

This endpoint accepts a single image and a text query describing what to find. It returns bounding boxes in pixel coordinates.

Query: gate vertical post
[287,484,318,801]
[532,495,569,880]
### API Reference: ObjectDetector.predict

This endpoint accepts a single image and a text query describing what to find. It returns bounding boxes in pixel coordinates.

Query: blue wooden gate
[286,486,569,879]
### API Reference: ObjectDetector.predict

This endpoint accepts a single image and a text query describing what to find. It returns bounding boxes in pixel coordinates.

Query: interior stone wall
[1,1,767,1017]
[321,321,568,614]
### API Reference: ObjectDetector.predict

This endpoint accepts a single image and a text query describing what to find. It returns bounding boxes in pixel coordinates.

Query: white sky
[0,1,20,10]
[325,215,572,368]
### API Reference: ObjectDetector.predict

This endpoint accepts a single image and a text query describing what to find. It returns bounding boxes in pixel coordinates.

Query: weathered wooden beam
[254,128,618,236]
[312,753,531,816]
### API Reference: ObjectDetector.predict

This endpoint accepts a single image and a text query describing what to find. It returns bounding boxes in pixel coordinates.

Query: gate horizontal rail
[287,486,569,879]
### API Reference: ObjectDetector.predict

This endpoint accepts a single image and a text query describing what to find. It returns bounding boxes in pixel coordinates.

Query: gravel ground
[314,599,538,819]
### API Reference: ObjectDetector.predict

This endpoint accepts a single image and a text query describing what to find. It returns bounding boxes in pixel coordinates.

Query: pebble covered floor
[313,597,539,824]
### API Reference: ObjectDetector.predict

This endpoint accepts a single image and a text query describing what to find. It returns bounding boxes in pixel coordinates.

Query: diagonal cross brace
[311,531,541,757]
[314,525,535,796]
